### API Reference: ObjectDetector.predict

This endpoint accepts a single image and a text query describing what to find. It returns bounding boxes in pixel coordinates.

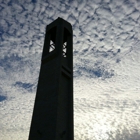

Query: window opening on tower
[62,27,70,58]
[48,26,56,53]
[49,40,55,53]
[63,42,67,57]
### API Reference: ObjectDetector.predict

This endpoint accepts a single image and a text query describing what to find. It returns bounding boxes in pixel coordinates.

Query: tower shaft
[28,18,73,140]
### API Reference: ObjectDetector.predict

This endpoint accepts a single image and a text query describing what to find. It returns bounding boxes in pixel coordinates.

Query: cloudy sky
[0,0,140,139]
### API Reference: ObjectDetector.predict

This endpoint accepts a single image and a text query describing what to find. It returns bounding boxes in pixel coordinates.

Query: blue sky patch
[0,95,7,102]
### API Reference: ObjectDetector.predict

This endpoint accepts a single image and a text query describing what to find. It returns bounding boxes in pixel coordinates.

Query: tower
[28,18,73,140]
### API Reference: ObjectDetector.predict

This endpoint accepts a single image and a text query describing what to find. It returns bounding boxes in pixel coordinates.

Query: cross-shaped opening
[63,42,67,57]
[49,40,55,53]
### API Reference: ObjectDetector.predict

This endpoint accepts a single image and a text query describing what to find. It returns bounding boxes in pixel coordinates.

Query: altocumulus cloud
[0,0,140,139]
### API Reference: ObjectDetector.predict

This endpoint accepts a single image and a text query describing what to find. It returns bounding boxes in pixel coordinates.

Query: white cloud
[79,10,89,23]
[129,10,140,21]
[67,14,77,25]
[77,0,86,11]
[96,6,113,18]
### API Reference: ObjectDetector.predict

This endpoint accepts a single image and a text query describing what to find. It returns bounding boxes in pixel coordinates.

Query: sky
[0,0,140,139]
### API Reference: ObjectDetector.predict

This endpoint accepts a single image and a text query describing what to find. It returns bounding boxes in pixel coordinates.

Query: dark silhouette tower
[28,17,73,140]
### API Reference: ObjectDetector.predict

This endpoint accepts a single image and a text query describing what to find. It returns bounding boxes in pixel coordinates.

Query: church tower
[28,17,73,140]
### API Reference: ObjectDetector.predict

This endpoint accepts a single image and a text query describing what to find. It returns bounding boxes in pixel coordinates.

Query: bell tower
[28,17,73,140]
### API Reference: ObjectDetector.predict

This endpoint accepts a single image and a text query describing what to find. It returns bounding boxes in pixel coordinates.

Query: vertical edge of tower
[56,17,74,140]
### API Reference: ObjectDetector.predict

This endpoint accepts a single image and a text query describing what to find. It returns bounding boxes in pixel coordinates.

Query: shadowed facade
[28,17,73,140]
